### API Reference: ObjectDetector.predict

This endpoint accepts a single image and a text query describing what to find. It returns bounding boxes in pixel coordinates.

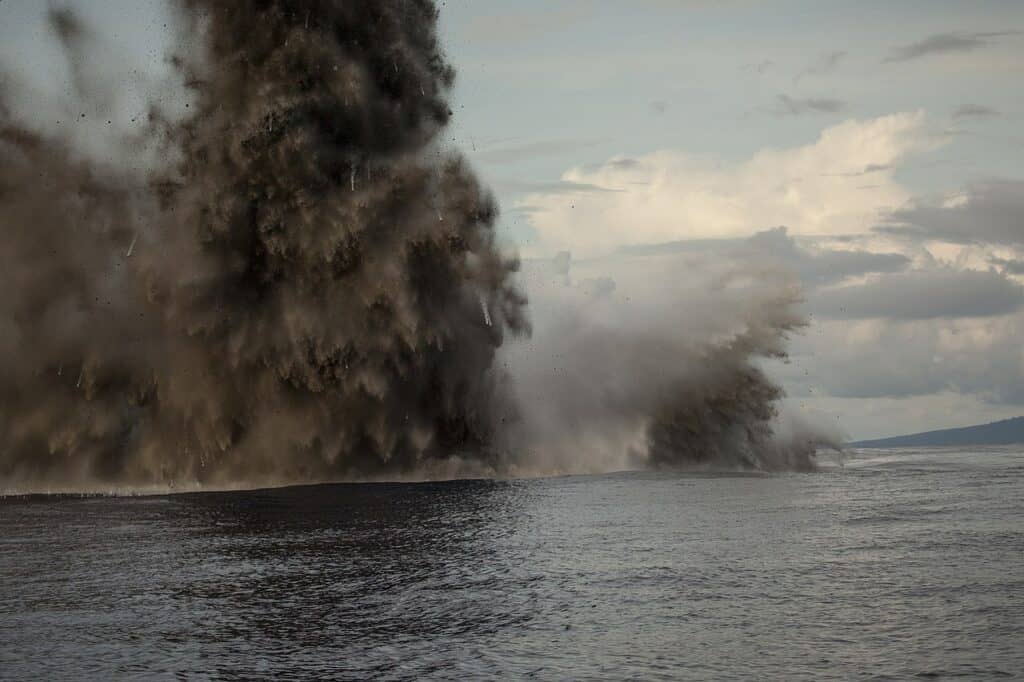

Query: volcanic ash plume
[0,2,840,493]
[500,251,843,476]
[0,1,527,490]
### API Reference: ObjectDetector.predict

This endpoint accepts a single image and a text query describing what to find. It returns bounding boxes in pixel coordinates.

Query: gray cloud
[862,163,893,173]
[774,94,846,116]
[578,275,616,299]
[615,228,909,288]
[606,158,640,170]
[822,163,894,178]
[744,59,774,74]
[614,238,737,258]
[811,268,1024,320]
[578,157,641,174]
[953,104,1001,120]
[879,179,1024,246]
[791,315,1024,405]
[990,257,1024,276]
[884,31,1019,63]
[649,100,669,115]
[795,50,846,82]
[474,137,605,164]
[540,230,1024,418]
[506,204,542,216]
[739,227,910,288]
[499,179,621,195]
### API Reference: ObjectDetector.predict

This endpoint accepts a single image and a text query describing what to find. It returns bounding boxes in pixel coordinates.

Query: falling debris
[125,233,137,258]
[350,165,356,192]
[76,367,83,389]
[479,294,492,326]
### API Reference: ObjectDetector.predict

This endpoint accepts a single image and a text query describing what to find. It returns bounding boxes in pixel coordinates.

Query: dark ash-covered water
[2,447,1022,680]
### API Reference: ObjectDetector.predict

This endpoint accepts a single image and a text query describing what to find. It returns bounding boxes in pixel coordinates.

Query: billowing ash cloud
[0,1,527,490]
[501,252,842,475]
[0,2,837,492]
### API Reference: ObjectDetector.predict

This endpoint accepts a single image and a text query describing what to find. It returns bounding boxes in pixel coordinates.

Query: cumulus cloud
[520,112,942,256]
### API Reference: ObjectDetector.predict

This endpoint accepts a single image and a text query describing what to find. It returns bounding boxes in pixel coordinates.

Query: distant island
[850,416,1024,448]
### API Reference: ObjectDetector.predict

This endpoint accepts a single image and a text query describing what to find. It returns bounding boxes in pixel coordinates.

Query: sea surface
[1,447,1022,680]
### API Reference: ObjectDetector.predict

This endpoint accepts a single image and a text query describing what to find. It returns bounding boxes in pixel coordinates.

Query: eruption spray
[0,1,838,492]
[0,1,527,489]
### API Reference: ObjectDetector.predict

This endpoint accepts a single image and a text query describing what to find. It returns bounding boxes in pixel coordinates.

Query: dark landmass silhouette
[851,416,1024,448]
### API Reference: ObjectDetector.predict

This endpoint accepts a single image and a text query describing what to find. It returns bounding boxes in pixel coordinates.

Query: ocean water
[1,447,1022,680]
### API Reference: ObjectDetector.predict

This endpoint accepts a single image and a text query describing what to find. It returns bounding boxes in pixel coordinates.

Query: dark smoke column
[161,0,529,480]
[0,0,527,489]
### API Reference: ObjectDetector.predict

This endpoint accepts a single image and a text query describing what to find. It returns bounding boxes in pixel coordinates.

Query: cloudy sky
[436,0,1024,440]
[1,0,1022,440]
